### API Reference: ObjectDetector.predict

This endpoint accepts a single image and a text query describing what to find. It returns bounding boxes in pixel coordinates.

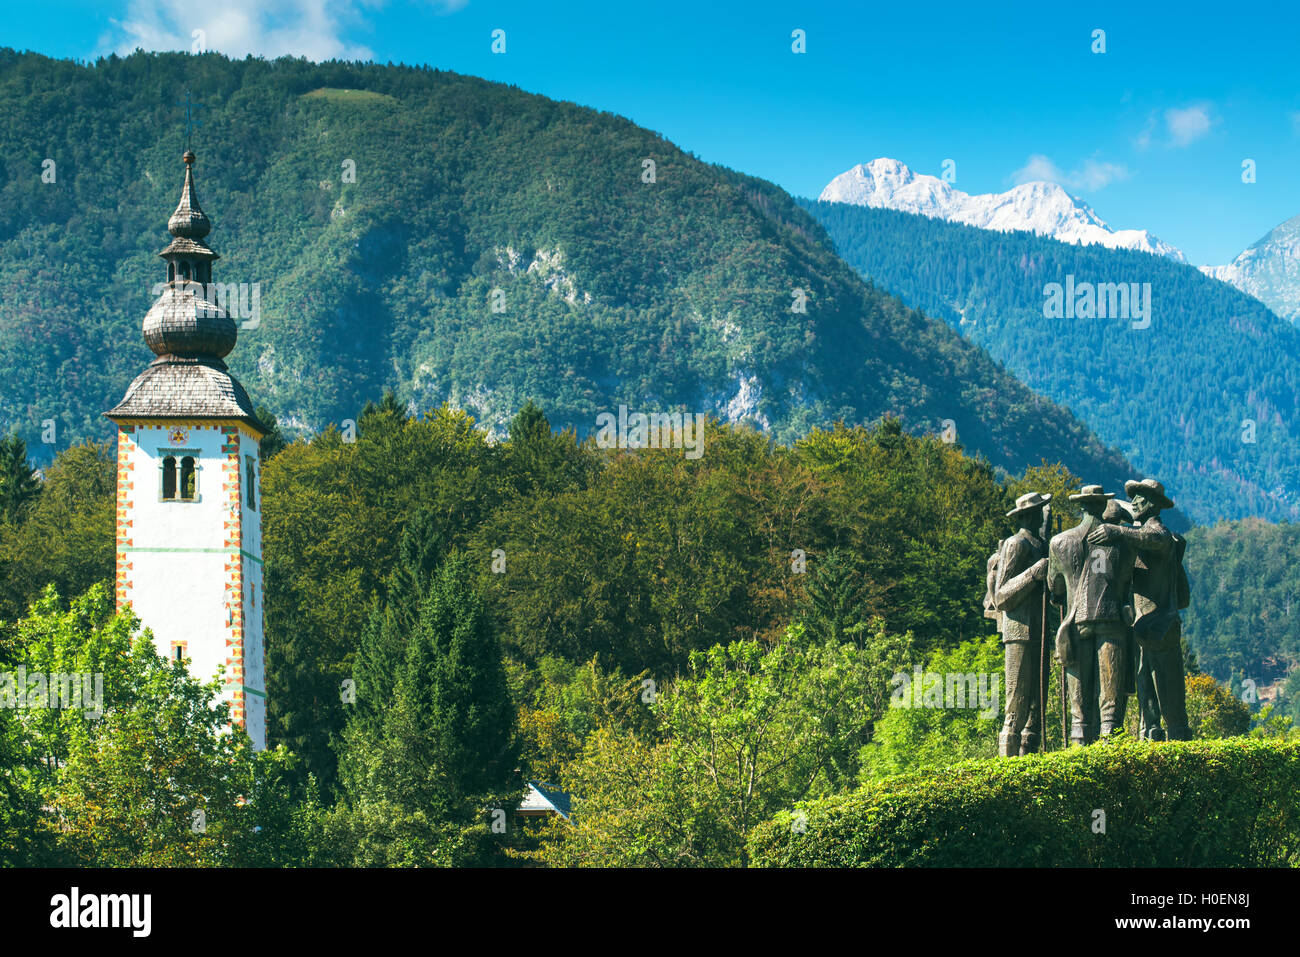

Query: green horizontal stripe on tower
[120,546,263,565]
[241,686,267,699]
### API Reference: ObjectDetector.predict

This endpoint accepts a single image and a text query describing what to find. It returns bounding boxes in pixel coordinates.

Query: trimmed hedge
[749,739,1300,867]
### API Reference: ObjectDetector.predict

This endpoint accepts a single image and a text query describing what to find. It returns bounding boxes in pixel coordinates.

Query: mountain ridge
[820,158,1186,262]
[802,196,1300,524]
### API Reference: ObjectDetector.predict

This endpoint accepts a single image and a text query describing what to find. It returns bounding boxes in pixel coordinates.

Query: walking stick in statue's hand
[1039,503,1051,752]
[1053,511,1066,750]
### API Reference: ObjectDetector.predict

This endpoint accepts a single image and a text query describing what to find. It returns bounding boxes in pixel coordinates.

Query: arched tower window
[161,456,177,500]
[180,262,190,281]
[245,456,257,511]
[168,262,175,282]
[180,456,197,500]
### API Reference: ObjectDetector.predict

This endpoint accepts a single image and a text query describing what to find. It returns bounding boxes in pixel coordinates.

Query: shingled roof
[159,236,218,259]
[142,285,238,358]
[107,355,267,432]
[105,150,265,435]
[168,149,212,239]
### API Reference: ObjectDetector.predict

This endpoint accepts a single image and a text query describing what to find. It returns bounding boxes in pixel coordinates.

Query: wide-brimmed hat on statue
[1068,484,1115,504]
[1124,478,1174,511]
[1102,499,1136,524]
[1006,491,1052,518]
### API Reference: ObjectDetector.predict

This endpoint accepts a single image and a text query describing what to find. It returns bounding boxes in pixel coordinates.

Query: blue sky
[5,0,1299,264]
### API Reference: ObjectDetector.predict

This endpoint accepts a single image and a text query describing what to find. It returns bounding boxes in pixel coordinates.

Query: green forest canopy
[3,400,1296,795]
[2,403,1295,867]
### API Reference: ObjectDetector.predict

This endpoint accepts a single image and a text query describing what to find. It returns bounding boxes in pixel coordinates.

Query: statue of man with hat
[1087,479,1190,740]
[1100,498,1139,728]
[990,491,1052,756]
[1047,485,1136,744]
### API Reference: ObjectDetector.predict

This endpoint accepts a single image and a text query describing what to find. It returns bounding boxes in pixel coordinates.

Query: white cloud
[1011,154,1063,185]
[1135,114,1156,151]
[101,0,377,61]
[1011,154,1129,192]
[1071,158,1129,191]
[1164,103,1213,147]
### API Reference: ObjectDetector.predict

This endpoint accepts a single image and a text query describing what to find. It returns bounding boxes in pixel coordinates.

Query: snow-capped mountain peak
[819,158,1186,262]
[1200,213,1300,323]
[820,158,956,216]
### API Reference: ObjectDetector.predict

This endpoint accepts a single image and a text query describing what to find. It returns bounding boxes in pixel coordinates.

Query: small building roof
[518,781,572,820]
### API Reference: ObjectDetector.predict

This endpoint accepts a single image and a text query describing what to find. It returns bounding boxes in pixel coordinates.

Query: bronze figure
[1047,485,1136,745]
[992,492,1052,756]
[1087,479,1190,741]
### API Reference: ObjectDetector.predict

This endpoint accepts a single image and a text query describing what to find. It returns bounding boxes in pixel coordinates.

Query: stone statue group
[985,479,1190,755]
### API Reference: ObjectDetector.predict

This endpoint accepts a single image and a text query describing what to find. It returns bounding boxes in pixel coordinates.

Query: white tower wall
[115,420,266,748]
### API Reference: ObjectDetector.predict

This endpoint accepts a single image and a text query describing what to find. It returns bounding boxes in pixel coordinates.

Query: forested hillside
[803,200,1300,524]
[1184,519,1300,705]
[0,50,1131,490]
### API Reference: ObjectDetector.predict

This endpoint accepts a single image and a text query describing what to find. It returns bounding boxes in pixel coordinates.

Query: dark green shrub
[749,739,1300,867]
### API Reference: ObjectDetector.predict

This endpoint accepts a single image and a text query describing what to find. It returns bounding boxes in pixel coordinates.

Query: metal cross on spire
[177,89,202,150]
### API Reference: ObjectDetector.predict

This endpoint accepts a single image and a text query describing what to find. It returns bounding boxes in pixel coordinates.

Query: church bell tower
[106,150,268,749]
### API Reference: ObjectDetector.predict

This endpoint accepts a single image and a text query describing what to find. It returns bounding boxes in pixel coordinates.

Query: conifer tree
[505,399,595,495]
[797,547,874,646]
[386,553,516,810]
[336,553,517,864]
[0,434,40,524]
[349,507,445,740]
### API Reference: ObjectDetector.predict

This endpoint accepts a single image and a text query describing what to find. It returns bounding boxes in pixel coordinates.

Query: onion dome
[145,150,232,358]
[105,149,265,434]
[142,285,237,358]
[167,150,212,239]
